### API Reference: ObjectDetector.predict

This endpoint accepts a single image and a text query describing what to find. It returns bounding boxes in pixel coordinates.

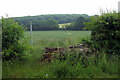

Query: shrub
[84,11,120,54]
[2,17,30,61]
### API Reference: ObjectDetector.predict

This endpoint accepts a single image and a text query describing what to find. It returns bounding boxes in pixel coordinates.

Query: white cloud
[0,0,119,17]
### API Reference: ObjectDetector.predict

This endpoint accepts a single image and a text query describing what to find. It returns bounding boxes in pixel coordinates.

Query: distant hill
[12,14,89,25]
[10,14,90,31]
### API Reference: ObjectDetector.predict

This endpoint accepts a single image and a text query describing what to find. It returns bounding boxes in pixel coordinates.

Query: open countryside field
[25,31,91,61]
[3,31,93,78]
[25,31,91,40]
[3,31,119,78]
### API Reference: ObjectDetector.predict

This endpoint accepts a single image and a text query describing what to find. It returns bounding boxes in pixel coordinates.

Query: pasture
[2,31,119,78]
[25,31,91,61]
[25,31,91,40]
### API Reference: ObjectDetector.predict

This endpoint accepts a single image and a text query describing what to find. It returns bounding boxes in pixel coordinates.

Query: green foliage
[65,17,90,30]
[0,20,1,52]
[49,50,119,78]
[12,14,90,31]
[84,12,120,54]
[2,18,30,61]
[32,19,59,31]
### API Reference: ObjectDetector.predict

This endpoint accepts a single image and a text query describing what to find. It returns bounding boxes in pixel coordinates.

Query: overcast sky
[0,0,119,18]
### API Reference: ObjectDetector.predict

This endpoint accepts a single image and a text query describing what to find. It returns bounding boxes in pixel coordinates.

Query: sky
[0,0,119,18]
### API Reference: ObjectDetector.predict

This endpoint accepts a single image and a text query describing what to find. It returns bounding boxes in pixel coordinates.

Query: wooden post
[30,21,33,46]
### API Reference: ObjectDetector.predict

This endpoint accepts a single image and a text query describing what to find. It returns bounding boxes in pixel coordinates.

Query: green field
[2,31,119,78]
[25,31,91,48]
[25,31,91,40]
[25,31,91,61]
[3,31,92,78]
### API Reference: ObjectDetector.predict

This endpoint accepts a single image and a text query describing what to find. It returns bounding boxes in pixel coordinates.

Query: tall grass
[0,60,2,79]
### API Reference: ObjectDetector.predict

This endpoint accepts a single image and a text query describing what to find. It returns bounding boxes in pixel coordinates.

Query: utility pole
[30,21,33,46]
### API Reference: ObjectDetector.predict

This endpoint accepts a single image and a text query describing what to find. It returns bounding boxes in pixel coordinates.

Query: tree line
[64,17,90,30]
[11,14,90,31]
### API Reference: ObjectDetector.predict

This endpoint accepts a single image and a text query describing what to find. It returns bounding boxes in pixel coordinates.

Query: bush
[2,18,30,61]
[84,11,120,54]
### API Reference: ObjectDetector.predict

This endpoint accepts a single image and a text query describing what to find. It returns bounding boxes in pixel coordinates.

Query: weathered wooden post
[30,21,33,47]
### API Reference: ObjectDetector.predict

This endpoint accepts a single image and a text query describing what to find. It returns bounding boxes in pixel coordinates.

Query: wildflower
[45,74,48,76]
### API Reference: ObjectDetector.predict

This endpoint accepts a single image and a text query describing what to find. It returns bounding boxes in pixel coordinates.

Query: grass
[0,60,2,79]
[2,31,119,78]
[25,31,91,40]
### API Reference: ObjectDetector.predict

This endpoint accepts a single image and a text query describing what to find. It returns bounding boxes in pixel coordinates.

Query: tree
[66,17,90,30]
[31,19,59,31]
[12,14,90,30]
[2,18,30,61]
